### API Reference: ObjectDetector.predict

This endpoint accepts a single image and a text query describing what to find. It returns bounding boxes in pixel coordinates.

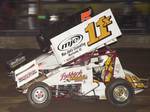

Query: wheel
[27,82,52,108]
[106,78,134,107]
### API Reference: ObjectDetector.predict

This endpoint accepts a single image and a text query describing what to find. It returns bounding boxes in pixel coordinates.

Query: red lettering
[60,70,84,81]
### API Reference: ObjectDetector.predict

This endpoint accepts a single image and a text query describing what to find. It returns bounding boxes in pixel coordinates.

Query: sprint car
[6,8,148,108]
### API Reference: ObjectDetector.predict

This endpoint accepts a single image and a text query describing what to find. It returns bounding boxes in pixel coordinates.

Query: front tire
[106,78,134,107]
[27,82,52,108]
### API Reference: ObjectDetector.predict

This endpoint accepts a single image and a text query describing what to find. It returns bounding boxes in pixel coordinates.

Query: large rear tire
[106,78,134,107]
[27,82,52,108]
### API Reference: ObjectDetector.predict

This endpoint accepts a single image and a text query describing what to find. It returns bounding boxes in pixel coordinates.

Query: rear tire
[106,78,134,107]
[27,82,52,108]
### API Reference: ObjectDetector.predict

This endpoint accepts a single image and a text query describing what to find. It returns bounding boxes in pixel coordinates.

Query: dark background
[0,0,149,112]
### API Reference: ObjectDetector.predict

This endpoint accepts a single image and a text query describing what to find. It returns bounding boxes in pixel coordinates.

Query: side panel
[42,66,93,86]
[36,53,60,70]
[15,60,39,88]
[113,57,125,79]
[81,81,106,99]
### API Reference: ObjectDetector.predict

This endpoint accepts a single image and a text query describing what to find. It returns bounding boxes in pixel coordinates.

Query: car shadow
[8,98,139,112]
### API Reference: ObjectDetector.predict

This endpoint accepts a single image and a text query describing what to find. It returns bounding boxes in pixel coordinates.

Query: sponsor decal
[57,34,86,59]
[59,15,112,62]
[9,56,26,68]
[60,70,87,82]
[16,64,35,76]
[58,34,83,51]
[18,70,37,82]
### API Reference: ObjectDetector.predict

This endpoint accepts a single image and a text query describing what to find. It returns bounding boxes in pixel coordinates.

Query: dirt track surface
[0,48,150,112]
[0,95,150,112]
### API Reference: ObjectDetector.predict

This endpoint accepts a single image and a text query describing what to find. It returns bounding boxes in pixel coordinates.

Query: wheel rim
[31,87,48,104]
[113,85,129,102]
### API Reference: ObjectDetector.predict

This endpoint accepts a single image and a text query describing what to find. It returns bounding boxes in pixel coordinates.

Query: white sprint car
[7,8,148,108]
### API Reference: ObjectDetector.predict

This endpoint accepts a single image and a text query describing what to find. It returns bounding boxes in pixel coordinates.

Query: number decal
[85,22,98,46]
[85,16,112,46]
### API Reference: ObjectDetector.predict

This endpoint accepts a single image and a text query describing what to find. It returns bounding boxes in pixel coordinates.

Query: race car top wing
[50,9,121,65]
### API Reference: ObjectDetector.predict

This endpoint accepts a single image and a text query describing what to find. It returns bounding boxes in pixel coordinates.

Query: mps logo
[58,34,83,51]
